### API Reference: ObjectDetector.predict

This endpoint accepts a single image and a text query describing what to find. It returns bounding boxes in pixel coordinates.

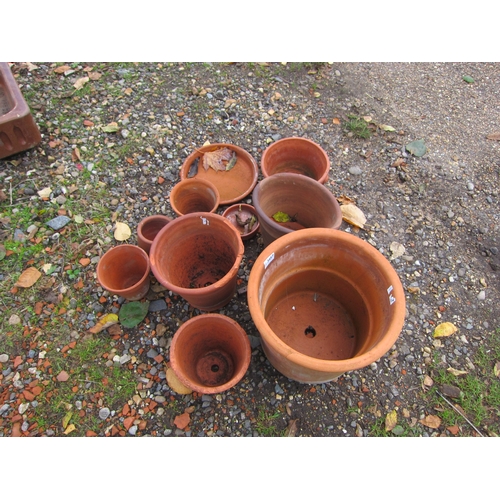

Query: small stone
[349,166,363,175]
[477,290,486,300]
[128,425,137,435]
[99,407,111,420]
[56,370,69,382]
[0,354,9,363]
[13,229,27,242]
[46,215,71,230]
[8,314,21,325]
[18,402,30,414]
[148,299,167,312]
[467,182,474,191]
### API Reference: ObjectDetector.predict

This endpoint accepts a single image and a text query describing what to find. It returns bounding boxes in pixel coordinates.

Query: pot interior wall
[141,219,170,241]
[159,233,237,289]
[174,188,217,214]
[102,251,148,290]
[265,144,326,179]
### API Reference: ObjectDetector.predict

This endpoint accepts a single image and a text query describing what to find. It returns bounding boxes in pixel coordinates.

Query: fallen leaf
[118,301,149,328]
[340,204,367,229]
[88,313,119,334]
[284,419,299,437]
[114,221,131,241]
[63,424,76,435]
[73,215,84,224]
[433,322,458,338]
[447,367,468,377]
[37,187,52,199]
[494,362,500,378]
[202,147,233,172]
[0,244,6,261]
[379,124,396,132]
[462,75,474,83]
[54,65,71,74]
[73,76,89,90]
[337,194,355,205]
[385,409,398,431]
[420,414,442,429]
[15,267,42,288]
[103,122,120,133]
[72,148,81,161]
[390,241,405,260]
[406,139,427,157]
[166,365,192,395]
[62,411,73,429]
[486,132,500,141]
[88,72,102,81]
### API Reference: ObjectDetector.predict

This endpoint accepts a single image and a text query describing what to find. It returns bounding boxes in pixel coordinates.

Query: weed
[255,406,284,436]
[344,114,372,139]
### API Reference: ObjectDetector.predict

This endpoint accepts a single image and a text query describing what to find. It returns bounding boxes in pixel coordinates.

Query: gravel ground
[0,62,499,441]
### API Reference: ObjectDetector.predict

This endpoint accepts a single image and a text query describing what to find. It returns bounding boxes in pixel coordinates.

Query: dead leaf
[494,362,500,378]
[486,132,500,141]
[337,194,355,205]
[54,65,71,74]
[284,419,299,437]
[37,187,52,199]
[88,313,119,334]
[385,410,398,431]
[15,267,42,288]
[420,414,442,429]
[114,222,131,241]
[88,72,102,81]
[433,322,458,338]
[379,124,396,132]
[73,76,89,90]
[103,122,120,133]
[165,364,192,395]
[340,204,367,229]
[72,148,81,161]
[202,147,233,172]
[390,241,405,260]
[62,411,73,429]
[447,367,468,377]
[63,424,76,435]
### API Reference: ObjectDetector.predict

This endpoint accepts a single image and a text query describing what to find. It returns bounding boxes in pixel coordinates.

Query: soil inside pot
[263,269,369,360]
[167,234,236,289]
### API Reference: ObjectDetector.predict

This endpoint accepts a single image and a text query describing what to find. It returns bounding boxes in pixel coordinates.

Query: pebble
[46,215,71,230]
[477,290,486,300]
[349,166,363,175]
[149,299,167,312]
[98,408,111,420]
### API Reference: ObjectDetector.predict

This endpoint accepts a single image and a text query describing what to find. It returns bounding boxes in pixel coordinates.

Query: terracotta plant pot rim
[260,136,330,184]
[149,212,244,299]
[247,228,406,375]
[169,177,220,216]
[170,313,251,394]
[96,244,151,296]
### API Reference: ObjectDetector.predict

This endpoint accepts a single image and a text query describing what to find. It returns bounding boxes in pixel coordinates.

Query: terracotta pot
[136,215,172,254]
[169,177,220,216]
[260,137,330,184]
[149,212,244,311]
[96,244,150,301]
[179,143,259,205]
[252,172,342,247]
[247,229,406,383]
[221,203,260,241]
[170,313,251,394]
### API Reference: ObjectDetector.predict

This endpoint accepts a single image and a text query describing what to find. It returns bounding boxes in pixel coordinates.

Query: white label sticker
[387,284,396,305]
[200,216,209,225]
[264,252,275,269]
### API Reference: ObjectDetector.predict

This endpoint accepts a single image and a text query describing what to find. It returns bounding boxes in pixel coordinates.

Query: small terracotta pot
[149,212,244,311]
[260,137,330,184]
[247,229,406,383]
[169,177,220,216]
[170,313,251,394]
[221,203,260,241]
[252,172,342,247]
[136,215,172,254]
[96,244,150,301]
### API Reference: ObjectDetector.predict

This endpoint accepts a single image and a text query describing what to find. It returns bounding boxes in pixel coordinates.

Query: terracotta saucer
[179,143,258,205]
[222,203,260,241]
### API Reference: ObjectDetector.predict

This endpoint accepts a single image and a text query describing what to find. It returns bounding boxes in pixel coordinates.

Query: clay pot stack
[96,138,406,390]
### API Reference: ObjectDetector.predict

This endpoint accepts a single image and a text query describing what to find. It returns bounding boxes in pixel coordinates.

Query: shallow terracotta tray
[222,203,260,241]
[179,143,258,205]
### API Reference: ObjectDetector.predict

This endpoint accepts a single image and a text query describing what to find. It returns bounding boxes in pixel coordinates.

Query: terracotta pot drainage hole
[196,350,234,387]
[304,326,316,338]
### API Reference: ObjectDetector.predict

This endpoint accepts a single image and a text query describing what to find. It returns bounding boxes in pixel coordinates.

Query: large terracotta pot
[170,314,251,394]
[96,244,150,301]
[252,172,342,247]
[149,212,244,311]
[169,177,220,216]
[260,137,330,184]
[247,229,406,383]
[136,215,172,255]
